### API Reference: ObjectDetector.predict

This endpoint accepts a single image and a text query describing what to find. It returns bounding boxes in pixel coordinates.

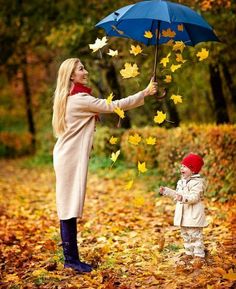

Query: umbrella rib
[182,23,194,46]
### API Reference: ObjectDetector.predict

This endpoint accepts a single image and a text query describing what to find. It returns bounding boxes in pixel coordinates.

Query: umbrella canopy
[96,0,219,98]
[96,0,219,46]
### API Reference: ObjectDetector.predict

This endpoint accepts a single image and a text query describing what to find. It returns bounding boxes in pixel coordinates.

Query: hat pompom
[181,153,204,174]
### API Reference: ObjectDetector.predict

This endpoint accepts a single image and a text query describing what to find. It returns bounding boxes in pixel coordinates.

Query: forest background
[0,0,236,288]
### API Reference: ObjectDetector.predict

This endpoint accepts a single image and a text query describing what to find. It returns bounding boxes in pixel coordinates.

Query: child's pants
[180,227,205,257]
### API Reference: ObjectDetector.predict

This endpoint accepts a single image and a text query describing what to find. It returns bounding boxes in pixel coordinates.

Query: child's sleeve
[180,181,204,204]
[162,187,177,199]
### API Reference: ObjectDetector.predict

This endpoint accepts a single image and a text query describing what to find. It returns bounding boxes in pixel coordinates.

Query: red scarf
[69,83,100,122]
[69,83,92,96]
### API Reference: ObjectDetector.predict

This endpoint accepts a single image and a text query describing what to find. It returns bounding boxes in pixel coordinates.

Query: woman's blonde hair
[52,58,80,138]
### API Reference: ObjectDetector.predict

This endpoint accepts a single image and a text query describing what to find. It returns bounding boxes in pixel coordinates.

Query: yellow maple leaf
[4,273,20,283]
[178,24,184,31]
[144,30,153,38]
[109,136,118,145]
[160,53,171,67]
[176,53,187,63]
[129,44,143,56]
[223,269,236,281]
[106,92,114,104]
[154,111,166,124]
[138,161,148,173]
[120,62,140,79]
[89,36,108,53]
[164,75,172,83]
[196,48,209,61]
[170,94,183,104]
[162,28,176,38]
[128,133,141,145]
[170,64,182,72]
[107,49,118,57]
[146,137,156,145]
[173,41,186,53]
[114,107,125,119]
[110,150,120,163]
[165,39,174,46]
[32,269,48,277]
[125,180,133,190]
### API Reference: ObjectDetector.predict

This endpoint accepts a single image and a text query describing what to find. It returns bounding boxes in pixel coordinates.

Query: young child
[159,153,208,264]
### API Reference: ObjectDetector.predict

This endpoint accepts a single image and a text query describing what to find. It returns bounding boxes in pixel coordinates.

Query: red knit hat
[181,153,204,174]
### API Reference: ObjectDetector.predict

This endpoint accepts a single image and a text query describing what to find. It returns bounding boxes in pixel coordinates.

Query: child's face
[180,165,193,179]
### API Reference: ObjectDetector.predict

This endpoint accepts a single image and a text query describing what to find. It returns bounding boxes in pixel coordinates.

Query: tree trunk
[209,63,230,124]
[165,101,180,127]
[221,62,236,105]
[21,56,36,153]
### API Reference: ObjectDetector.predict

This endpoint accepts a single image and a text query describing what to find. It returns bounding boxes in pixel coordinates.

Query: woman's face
[71,62,88,85]
[180,164,193,179]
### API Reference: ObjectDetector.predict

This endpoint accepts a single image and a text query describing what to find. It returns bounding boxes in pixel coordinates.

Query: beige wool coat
[162,175,208,227]
[53,91,145,220]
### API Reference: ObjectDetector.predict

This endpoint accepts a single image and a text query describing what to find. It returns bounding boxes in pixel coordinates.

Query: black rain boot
[60,218,92,273]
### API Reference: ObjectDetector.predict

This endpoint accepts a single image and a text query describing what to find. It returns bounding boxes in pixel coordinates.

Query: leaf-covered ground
[0,159,235,289]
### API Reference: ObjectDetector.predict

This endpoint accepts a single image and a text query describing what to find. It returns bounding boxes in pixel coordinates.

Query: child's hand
[159,186,165,195]
[175,194,183,201]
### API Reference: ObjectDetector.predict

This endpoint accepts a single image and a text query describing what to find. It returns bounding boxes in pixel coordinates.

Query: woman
[52,58,158,273]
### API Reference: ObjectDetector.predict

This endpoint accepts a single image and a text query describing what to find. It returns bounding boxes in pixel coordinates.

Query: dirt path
[0,159,235,288]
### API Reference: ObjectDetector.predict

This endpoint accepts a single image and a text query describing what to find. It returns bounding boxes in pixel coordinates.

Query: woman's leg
[60,218,92,273]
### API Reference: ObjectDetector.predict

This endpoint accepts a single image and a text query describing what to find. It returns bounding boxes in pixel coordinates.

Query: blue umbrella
[96,0,219,92]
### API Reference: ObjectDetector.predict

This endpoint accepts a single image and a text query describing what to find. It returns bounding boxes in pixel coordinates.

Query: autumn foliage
[92,124,236,200]
[0,159,235,288]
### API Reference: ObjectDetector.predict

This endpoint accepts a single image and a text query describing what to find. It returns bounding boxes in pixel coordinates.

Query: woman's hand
[143,78,158,97]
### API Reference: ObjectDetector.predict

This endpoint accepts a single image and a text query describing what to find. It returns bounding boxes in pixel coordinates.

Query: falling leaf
[110,150,120,163]
[160,53,171,67]
[120,63,140,79]
[128,133,141,145]
[173,41,186,53]
[222,269,236,281]
[109,136,118,145]
[146,137,156,145]
[196,48,209,61]
[154,111,166,124]
[106,92,114,104]
[165,39,174,46]
[125,180,133,190]
[144,30,153,38]
[170,64,182,72]
[114,107,125,119]
[164,75,172,83]
[107,49,118,57]
[162,28,176,38]
[89,36,108,53]
[175,53,187,63]
[129,44,143,56]
[138,161,148,173]
[178,24,184,31]
[170,94,183,104]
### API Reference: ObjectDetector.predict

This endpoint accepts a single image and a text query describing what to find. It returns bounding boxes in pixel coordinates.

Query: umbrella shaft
[153,21,160,81]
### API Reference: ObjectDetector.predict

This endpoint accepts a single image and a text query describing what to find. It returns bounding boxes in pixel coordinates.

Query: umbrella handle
[152,74,167,100]
[156,87,167,100]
